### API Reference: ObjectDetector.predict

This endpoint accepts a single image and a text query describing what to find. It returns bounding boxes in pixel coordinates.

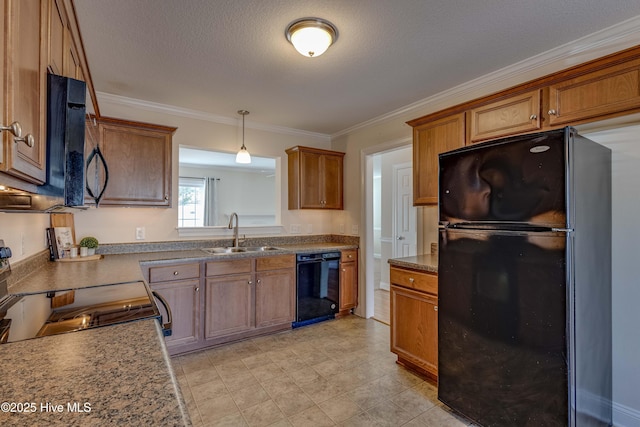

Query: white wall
[580,123,640,427]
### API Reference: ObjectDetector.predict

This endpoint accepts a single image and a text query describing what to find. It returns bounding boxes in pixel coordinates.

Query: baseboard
[379,281,390,291]
[613,401,640,427]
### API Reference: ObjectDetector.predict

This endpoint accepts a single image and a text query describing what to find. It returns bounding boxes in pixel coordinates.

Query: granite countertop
[388,253,438,274]
[9,243,358,294]
[0,319,190,426]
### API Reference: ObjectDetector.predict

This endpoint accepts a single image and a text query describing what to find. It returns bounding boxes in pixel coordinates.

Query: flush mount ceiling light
[285,17,338,58]
[235,110,251,164]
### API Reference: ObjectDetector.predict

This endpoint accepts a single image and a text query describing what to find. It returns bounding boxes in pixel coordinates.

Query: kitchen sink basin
[201,246,281,255]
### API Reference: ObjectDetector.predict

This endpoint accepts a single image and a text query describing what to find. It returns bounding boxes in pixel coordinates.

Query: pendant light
[285,18,338,58]
[235,110,251,164]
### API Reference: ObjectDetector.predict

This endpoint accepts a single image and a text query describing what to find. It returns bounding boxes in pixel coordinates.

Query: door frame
[361,137,412,319]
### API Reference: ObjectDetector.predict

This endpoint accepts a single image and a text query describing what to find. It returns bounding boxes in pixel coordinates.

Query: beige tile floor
[172,316,475,427]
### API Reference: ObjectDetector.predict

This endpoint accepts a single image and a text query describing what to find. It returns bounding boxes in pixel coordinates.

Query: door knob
[396,236,405,240]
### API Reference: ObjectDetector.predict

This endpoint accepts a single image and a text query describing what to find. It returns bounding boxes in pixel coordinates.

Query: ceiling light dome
[285,18,338,58]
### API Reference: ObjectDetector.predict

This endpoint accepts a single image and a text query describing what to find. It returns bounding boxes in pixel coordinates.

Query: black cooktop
[0,281,160,344]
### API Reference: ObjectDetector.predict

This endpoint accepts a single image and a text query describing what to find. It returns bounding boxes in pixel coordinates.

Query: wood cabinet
[390,266,438,381]
[144,254,294,354]
[205,258,254,340]
[286,145,345,210]
[339,249,358,315]
[255,257,296,328]
[1,0,47,184]
[146,262,202,355]
[86,117,175,207]
[204,254,295,346]
[411,113,465,205]
[468,90,542,143]
[547,57,640,126]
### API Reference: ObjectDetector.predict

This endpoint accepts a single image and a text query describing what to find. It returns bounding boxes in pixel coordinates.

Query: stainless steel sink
[201,246,281,255]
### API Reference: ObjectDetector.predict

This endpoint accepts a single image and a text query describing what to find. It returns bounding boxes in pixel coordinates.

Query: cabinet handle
[257,279,261,285]
[529,114,537,120]
[14,133,35,148]
[164,195,169,200]
[342,268,346,272]
[0,121,22,138]
[348,254,353,259]
[434,306,438,311]
[195,287,200,292]
[173,271,179,276]
[248,280,253,285]
[548,109,557,115]
[409,277,414,283]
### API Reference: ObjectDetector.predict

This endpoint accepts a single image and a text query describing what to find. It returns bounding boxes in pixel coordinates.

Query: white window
[178,177,206,227]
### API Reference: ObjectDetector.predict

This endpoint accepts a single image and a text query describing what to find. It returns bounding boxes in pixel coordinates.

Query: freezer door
[439,129,567,227]
[438,227,569,426]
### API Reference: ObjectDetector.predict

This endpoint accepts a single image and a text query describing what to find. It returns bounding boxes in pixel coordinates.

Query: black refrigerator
[437,127,612,426]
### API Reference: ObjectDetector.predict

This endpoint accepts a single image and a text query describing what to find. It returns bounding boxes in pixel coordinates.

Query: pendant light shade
[286,18,338,58]
[235,110,251,164]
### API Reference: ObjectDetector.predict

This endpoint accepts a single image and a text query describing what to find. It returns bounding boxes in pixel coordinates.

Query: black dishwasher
[293,252,341,328]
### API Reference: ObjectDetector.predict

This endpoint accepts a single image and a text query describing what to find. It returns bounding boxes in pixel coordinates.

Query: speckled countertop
[388,253,439,274]
[0,319,190,426]
[9,242,358,294]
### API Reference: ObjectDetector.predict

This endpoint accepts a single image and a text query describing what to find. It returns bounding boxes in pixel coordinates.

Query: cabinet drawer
[256,254,295,271]
[390,267,437,295]
[341,249,357,262]
[149,263,200,283]
[206,258,253,276]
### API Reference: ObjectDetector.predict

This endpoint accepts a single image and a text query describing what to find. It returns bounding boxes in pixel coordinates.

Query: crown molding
[331,14,640,139]
[96,92,331,141]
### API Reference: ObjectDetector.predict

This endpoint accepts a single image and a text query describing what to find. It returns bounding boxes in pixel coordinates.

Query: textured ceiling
[73,0,640,136]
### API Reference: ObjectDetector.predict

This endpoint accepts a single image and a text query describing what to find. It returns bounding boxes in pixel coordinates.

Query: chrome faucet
[228,212,240,247]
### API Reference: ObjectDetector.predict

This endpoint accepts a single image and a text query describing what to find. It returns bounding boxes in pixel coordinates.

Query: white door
[394,164,417,258]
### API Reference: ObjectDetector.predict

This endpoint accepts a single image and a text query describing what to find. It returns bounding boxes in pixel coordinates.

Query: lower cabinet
[339,249,358,315]
[144,254,295,355]
[203,254,296,348]
[390,266,438,381]
[145,262,202,355]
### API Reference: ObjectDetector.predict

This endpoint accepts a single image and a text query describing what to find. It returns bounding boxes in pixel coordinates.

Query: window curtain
[204,177,219,226]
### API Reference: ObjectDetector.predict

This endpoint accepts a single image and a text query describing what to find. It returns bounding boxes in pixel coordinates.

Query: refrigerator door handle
[551,228,574,232]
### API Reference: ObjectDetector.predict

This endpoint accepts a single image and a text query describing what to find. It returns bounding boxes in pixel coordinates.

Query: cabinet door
[47,0,65,76]
[469,90,542,143]
[413,113,465,205]
[255,268,295,328]
[390,284,438,377]
[151,279,201,350]
[205,274,254,339]
[548,58,640,126]
[299,150,323,208]
[93,120,173,206]
[321,153,343,209]
[339,261,358,311]
[1,0,47,184]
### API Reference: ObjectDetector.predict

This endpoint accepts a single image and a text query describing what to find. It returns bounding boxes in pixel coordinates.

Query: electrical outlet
[290,224,301,234]
[306,224,313,234]
[351,224,359,235]
[135,227,145,240]
[339,224,345,234]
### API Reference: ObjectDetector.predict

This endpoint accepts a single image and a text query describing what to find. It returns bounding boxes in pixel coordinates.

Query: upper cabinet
[547,58,640,126]
[1,0,47,184]
[468,90,542,144]
[410,113,465,205]
[1,0,97,191]
[86,117,176,207]
[286,145,345,210]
